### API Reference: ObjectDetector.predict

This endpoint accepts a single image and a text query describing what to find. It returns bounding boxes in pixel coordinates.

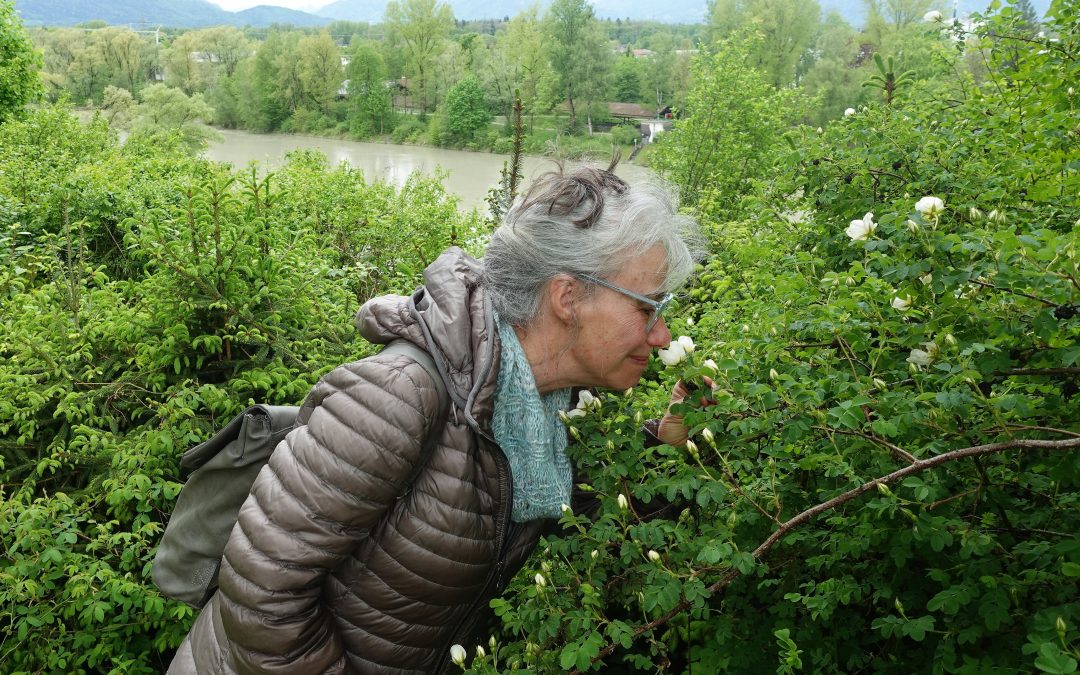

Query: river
[203,128,651,212]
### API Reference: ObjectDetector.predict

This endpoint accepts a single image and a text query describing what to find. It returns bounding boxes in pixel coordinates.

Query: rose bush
[472,4,1079,673]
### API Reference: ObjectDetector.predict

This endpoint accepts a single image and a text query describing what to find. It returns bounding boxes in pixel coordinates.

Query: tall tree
[643,33,679,111]
[862,0,936,45]
[163,31,211,94]
[707,0,820,88]
[66,39,108,103]
[297,31,342,115]
[0,0,43,121]
[195,26,250,77]
[384,0,454,113]
[864,0,936,30]
[98,27,145,94]
[612,54,646,103]
[242,29,296,131]
[345,40,393,137]
[799,12,867,123]
[544,0,611,129]
[485,7,546,123]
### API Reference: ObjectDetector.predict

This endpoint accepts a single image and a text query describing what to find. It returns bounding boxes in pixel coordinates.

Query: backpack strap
[380,339,451,466]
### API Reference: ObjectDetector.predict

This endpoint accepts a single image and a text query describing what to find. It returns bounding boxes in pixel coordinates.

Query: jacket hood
[355,247,500,433]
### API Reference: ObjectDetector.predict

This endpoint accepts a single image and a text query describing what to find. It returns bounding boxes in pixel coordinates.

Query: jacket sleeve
[214,354,443,674]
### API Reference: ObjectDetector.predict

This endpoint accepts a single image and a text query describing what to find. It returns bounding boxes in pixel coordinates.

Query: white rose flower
[686,317,694,326]
[617,493,629,511]
[846,212,876,241]
[647,550,661,563]
[476,645,486,659]
[576,389,596,410]
[658,341,686,366]
[534,573,546,587]
[906,219,920,233]
[844,107,856,117]
[924,10,943,22]
[677,335,695,354]
[919,273,933,285]
[591,549,599,560]
[906,342,939,366]
[560,503,572,515]
[701,427,715,445]
[915,196,945,218]
[564,407,585,419]
[703,358,719,373]
[450,644,467,667]
[891,295,913,311]
[906,349,931,366]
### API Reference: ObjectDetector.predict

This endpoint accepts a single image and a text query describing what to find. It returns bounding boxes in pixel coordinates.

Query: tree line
[26,0,1044,154]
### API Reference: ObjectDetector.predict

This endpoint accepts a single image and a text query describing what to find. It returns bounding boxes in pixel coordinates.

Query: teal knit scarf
[492,316,573,522]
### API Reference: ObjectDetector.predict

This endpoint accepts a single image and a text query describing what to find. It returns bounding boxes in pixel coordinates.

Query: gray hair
[481,158,703,327]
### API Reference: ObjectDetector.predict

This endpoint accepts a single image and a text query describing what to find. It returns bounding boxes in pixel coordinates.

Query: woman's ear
[547,275,579,326]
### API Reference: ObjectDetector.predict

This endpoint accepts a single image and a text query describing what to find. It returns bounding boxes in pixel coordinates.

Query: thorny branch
[571,435,1080,673]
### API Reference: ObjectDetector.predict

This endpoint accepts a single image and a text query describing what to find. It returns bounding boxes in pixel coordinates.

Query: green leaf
[1034,642,1078,674]
[904,615,935,642]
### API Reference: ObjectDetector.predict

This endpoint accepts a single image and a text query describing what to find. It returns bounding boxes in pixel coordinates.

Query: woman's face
[568,243,673,391]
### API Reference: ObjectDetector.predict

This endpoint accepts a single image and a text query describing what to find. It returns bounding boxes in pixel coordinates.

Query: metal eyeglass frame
[574,273,674,333]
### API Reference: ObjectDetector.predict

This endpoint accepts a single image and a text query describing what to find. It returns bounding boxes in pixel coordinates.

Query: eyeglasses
[574,273,674,333]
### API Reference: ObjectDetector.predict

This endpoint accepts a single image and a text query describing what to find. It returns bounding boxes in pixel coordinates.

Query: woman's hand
[656,378,714,446]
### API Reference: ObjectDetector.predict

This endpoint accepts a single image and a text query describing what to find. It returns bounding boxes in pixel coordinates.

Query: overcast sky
[208,0,327,12]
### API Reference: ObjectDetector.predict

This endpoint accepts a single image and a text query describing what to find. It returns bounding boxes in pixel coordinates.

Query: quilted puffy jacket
[168,247,550,674]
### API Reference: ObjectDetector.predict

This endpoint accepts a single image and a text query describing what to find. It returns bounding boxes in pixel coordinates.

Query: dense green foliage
[0,102,480,671]
[0,0,43,122]
[439,74,493,144]
[2,1,1077,674]
[470,2,1080,673]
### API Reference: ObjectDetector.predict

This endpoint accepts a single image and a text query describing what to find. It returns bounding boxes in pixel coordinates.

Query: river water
[203,128,651,212]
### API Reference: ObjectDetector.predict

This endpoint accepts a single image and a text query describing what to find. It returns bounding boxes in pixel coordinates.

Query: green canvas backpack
[152,340,449,609]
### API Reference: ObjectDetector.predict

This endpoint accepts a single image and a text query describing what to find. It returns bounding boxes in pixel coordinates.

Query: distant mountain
[15,0,1051,29]
[233,4,329,26]
[14,0,330,28]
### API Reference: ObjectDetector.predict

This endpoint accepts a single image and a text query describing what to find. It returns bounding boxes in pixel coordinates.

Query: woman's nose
[647,316,672,347]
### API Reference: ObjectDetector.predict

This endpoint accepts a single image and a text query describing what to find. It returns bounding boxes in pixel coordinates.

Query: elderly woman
[168,159,700,673]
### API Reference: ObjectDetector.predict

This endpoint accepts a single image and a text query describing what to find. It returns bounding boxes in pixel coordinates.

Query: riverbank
[203,128,654,211]
[71,107,656,211]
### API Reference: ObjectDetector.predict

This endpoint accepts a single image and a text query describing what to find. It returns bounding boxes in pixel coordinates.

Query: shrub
[389,116,424,144]
[0,109,476,672]
[474,8,1080,675]
[610,123,642,146]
